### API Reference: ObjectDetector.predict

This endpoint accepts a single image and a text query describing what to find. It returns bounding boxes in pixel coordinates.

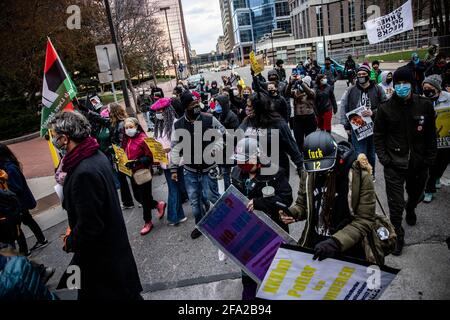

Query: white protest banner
[364,0,414,44]
[256,244,399,300]
[346,105,374,141]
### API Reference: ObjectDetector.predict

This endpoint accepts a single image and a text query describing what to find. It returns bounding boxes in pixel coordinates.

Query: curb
[1,131,40,145]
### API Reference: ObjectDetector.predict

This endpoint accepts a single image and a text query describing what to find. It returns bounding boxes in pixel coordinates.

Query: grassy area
[365,48,428,62]
[100,92,124,104]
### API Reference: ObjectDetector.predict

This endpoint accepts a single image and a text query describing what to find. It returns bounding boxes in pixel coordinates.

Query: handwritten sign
[197,185,296,283]
[112,144,132,176]
[257,244,399,300]
[144,137,168,165]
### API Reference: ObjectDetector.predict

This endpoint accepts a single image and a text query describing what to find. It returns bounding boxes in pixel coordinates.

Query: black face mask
[243,94,249,100]
[269,90,277,96]
[187,106,201,119]
[423,89,437,99]
[357,76,370,85]
[386,78,393,84]
[268,77,277,82]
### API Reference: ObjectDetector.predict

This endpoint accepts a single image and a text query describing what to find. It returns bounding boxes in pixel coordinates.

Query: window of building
[277,20,292,34]
[239,29,253,43]
[316,6,323,37]
[360,0,366,30]
[233,0,247,10]
[306,8,311,38]
[340,1,344,33]
[275,1,290,17]
[348,0,355,32]
[237,12,251,26]
[327,4,331,35]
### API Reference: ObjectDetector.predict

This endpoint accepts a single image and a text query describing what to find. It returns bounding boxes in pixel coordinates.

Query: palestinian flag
[40,38,77,136]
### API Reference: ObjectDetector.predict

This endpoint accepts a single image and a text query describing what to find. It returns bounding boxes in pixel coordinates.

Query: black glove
[125,160,138,169]
[313,238,341,261]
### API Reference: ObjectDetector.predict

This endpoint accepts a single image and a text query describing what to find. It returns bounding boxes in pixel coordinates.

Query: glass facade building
[230,0,291,64]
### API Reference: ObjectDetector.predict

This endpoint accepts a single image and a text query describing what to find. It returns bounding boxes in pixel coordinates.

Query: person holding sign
[152,98,188,226]
[374,66,437,256]
[341,63,387,178]
[122,117,166,236]
[230,137,293,300]
[278,131,380,263]
[421,75,450,203]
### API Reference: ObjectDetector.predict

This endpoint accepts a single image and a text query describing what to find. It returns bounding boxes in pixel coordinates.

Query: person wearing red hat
[152,98,188,226]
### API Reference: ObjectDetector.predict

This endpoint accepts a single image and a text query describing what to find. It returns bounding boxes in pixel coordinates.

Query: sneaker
[405,208,417,226]
[156,201,166,219]
[121,204,135,210]
[372,177,376,183]
[168,221,179,226]
[423,193,433,203]
[41,267,56,284]
[436,179,441,189]
[392,236,404,256]
[30,240,49,252]
[191,228,203,239]
[140,222,153,235]
[179,217,188,224]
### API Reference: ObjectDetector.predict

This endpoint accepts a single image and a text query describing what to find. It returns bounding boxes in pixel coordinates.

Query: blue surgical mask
[215,104,222,114]
[395,83,411,98]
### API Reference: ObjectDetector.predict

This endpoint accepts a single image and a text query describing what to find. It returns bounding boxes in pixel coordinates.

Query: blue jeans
[351,131,376,175]
[184,169,220,224]
[163,168,186,224]
[220,165,231,191]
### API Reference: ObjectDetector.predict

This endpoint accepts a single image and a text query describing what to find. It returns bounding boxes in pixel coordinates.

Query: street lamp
[160,6,179,82]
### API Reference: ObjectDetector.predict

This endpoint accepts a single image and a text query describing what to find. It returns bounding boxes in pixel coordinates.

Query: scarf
[62,136,99,174]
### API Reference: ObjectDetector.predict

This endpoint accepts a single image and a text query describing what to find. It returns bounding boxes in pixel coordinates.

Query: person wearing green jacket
[370,60,383,84]
[279,131,377,261]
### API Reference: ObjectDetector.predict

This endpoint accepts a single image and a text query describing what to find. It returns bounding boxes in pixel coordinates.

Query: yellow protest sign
[250,51,264,75]
[112,144,132,176]
[144,137,169,165]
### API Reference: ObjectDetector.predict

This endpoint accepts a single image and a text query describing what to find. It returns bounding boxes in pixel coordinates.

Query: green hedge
[0,99,40,140]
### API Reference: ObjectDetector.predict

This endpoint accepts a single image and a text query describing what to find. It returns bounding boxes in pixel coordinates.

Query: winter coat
[320,66,338,85]
[380,71,394,99]
[374,93,437,170]
[341,81,387,130]
[407,60,427,89]
[286,80,316,116]
[0,161,36,211]
[315,84,337,114]
[270,95,290,122]
[308,65,321,82]
[171,97,184,118]
[276,67,287,82]
[122,131,153,173]
[289,150,376,259]
[238,119,303,172]
[214,95,240,130]
[231,166,293,232]
[62,150,142,300]
[0,255,58,300]
[370,69,382,84]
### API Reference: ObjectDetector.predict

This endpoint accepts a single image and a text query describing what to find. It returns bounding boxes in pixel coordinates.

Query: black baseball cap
[303,131,338,172]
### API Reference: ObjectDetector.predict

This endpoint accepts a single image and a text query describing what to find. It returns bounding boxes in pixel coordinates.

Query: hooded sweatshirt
[214,95,239,130]
[380,71,394,99]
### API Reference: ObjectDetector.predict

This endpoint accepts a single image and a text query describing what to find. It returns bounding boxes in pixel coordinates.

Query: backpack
[362,194,397,265]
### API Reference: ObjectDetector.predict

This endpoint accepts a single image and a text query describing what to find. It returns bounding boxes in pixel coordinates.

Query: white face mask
[125,128,137,137]
[156,113,164,120]
[321,79,328,85]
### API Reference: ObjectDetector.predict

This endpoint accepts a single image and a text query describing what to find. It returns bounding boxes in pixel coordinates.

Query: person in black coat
[49,112,142,300]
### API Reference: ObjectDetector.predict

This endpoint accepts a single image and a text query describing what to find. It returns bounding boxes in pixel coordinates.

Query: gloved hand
[313,238,341,261]
[125,160,138,169]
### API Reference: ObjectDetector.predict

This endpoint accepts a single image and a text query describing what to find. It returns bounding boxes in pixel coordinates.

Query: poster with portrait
[346,106,374,141]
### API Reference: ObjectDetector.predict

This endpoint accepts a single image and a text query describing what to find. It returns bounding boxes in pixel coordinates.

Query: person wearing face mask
[425,53,448,77]
[407,52,427,94]
[227,85,252,123]
[308,60,321,84]
[122,117,166,236]
[314,74,337,133]
[374,66,437,256]
[267,81,290,122]
[171,86,185,118]
[319,57,338,92]
[170,91,226,239]
[230,137,293,300]
[252,68,287,99]
[275,59,287,82]
[286,75,317,151]
[206,80,220,98]
[341,64,387,178]
[370,60,383,84]
[442,62,450,92]
[344,55,357,87]
[279,132,381,264]
[380,71,394,99]
[421,75,450,203]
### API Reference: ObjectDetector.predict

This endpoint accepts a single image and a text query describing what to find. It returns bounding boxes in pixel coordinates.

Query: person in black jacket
[230,137,293,300]
[0,144,47,256]
[406,52,427,94]
[374,66,437,256]
[49,111,142,300]
[344,55,357,86]
[239,93,303,178]
[171,86,185,118]
[315,74,337,133]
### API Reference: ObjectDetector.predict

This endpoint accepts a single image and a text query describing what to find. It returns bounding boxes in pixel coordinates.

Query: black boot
[405,207,417,226]
[392,233,405,256]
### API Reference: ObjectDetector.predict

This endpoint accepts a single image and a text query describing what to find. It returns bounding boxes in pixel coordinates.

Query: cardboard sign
[436,104,450,149]
[257,244,399,300]
[144,137,169,165]
[197,185,297,283]
[364,0,414,44]
[250,51,264,75]
[112,144,132,176]
[346,106,374,141]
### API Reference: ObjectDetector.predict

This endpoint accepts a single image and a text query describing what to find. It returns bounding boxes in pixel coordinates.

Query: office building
[220,0,236,53]
[216,36,226,54]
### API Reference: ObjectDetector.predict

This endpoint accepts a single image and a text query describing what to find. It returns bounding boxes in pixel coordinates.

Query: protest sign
[112,144,132,176]
[250,51,264,75]
[364,0,414,44]
[436,104,450,149]
[257,244,399,300]
[144,137,169,165]
[198,186,297,283]
[346,106,374,141]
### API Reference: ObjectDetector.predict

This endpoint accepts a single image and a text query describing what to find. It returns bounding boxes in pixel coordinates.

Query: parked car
[187,74,204,89]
